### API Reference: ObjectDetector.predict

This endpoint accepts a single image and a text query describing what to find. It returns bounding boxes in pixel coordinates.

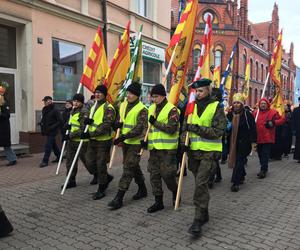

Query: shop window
[52,39,84,102]
[0,24,16,69]
[0,73,15,113]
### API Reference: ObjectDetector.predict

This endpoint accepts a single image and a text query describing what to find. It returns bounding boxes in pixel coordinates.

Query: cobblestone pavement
[0,149,300,250]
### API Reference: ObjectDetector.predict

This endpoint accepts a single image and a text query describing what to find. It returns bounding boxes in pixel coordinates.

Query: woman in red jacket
[253,98,285,179]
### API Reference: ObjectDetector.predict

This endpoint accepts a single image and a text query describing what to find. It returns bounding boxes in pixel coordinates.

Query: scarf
[228,112,241,169]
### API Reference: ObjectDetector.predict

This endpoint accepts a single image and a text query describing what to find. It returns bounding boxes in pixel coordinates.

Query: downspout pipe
[102,0,108,53]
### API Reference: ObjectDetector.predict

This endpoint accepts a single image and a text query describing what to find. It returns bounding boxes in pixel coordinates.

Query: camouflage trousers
[188,151,214,220]
[66,141,95,179]
[118,144,145,191]
[147,149,178,196]
[85,139,112,185]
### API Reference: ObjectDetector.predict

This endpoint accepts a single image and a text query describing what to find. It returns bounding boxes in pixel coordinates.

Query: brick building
[171,0,296,107]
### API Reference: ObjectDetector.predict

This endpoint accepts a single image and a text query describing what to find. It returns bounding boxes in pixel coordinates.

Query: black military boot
[61,177,77,190]
[257,170,266,179]
[147,195,164,213]
[103,174,114,190]
[90,174,98,185]
[0,210,13,238]
[132,182,147,200]
[188,219,202,237]
[108,190,126,210]
[93,184,106,200]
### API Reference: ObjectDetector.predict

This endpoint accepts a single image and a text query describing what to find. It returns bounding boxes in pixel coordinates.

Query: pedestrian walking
[282,103,293,158]
[253,98,285,178]
[181,78,226,237]
[0,204,13,238]
[83,85,116,200]
[293,97,300,162]
[146,84,180,213]
[0,85,17,166]
[39,96,62,167]
[227,93,256,192]
[108,82,148,210]
[62,93,97,189]
[61,99,73,138]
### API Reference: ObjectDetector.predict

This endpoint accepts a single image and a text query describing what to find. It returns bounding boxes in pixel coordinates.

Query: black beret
[150,84,166,96]
[191,78,212,89]
[72,93,85,103]
[94,84,108,96]
[127,82,141,97]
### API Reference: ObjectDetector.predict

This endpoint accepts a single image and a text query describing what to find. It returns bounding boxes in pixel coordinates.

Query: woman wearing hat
[227,93,257,192]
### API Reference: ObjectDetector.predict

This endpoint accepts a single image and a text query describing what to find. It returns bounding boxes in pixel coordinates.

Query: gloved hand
[140,140,148,149]
[149,115,156,125]
[186,124,199,132]
[181,144,189,153]
[114,122,123,129]
[113,135,126,145]
[84,118,94,125]
[265,120,274,129]
[80,132,90,139]
[63,134,70,141]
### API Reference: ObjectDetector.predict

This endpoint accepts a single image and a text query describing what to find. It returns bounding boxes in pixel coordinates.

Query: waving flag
[270,30,283,88]
[271,86,285,117]
[105,21,131,104]
[80,27,108,92]
[243,59,250,99]
[166,0,198,105]
[213,66,221,88]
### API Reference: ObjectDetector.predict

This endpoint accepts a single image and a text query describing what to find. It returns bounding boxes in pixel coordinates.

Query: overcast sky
[248,0,300,67]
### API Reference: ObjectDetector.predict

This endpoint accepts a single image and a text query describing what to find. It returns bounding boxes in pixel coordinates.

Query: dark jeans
[42,134,61,163]
[231,155,247,185]
[257,143,272,172]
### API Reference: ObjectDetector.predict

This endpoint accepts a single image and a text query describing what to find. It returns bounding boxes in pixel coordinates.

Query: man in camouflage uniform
[108,82,148,210]
[146,84,179,213]
[181,78,226,237]
[82,85,116,200]
[62,93,97,189]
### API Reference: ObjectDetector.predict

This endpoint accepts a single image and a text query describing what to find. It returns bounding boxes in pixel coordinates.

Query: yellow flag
[243,59,250,99]
[224,59,233,100]
[270,30,283,88]
[213,66,221,88]
[271,86,285,117]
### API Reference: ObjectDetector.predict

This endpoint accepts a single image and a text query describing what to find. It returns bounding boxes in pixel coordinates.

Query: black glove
[181,144,189,153]
[149,115,156,125]
[113,135,126,145]
[265,120,274,129]
[84,118,94,125]
[80,132,90,139]
[63,134,70,141]
[186,124,198,132]
[140,140,148,149]
[64,124,72,130]
[114,122,123,129]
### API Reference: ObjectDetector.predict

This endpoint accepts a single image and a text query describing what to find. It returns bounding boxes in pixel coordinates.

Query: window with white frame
[137,0,147,17]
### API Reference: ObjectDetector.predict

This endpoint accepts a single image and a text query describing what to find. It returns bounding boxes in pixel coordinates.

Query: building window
[261,64,264,82]
[214,50,222,68]
[255,61,259,81]
[249,87,252,107]
[243,54,247,75]
[0,24,16,69]
[254,88,258,105]
[52,39,84,102]
[250,59,253,80]
[136,0,147,17]
[193,47,201,71]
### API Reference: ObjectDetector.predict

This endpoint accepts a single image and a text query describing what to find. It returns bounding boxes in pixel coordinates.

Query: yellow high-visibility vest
[70,111,88,142]
[189,101,222,152]
[89,102,114,141]
[148,102,179,150]
[120,100,146,145]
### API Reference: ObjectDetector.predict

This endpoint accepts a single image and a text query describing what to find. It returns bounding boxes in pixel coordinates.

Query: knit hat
[127,82,141,97]
[72,93,85,103]
[191,78,212,89]
[150,84,166,96]
[42,96,52,101]
[94,84,107,96]
[232,93,245,104]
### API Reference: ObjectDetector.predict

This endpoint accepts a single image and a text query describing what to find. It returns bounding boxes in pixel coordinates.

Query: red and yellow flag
[166,0,198,105]
[213,66,221,88]
[271,86,285,117]
[270,30,282,88]
[80,27,108,92]
[105,21,131,104]
[243,59,250,99]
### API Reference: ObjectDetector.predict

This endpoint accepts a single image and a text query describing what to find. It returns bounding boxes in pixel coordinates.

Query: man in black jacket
[39,96,62,167]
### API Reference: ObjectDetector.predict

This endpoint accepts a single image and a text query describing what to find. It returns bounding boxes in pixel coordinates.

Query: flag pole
[138,42,179,156]
[61,100,98,195]
[56,83,83,175]
[255,72,270,122]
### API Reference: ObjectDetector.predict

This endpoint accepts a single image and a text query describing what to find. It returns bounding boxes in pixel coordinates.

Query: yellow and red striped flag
[166,0,198,105]
[105,21,131,104]
[271,86,285,117]
[80,27,108,92]
[243,59,250,99]
[270,30,283,88]
[213,66,221,88]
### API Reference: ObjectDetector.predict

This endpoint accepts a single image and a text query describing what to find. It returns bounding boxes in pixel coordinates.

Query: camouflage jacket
[151,98,179,135]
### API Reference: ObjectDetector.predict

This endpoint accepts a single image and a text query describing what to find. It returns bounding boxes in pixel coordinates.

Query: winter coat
[253,98,285,144]
[227,109,257,158]
[293,106,300,137]
[40,104,62,136]
[0,104,12,147]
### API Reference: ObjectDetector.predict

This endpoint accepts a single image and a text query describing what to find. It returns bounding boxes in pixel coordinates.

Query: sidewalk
[0,150,300,249]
